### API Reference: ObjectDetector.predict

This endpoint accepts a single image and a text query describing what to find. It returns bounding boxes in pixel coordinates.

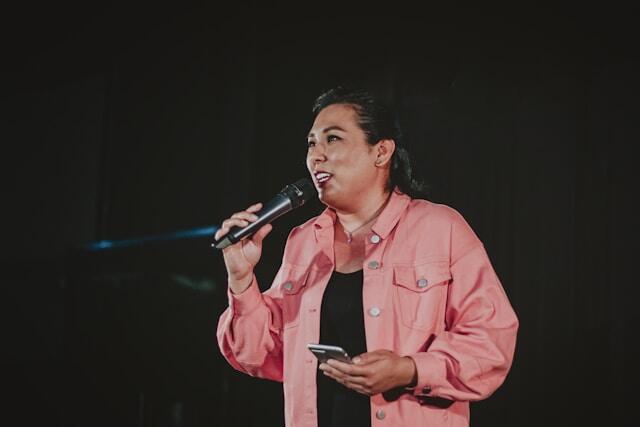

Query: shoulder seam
[451,242,484,266]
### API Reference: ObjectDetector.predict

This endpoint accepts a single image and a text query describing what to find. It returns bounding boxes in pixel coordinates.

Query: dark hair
[312,86,426,198]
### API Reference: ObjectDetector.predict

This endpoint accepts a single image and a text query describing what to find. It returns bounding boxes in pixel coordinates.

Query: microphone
[212,178,315,250]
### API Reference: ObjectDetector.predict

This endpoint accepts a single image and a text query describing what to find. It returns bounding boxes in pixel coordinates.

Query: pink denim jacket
[217,190,519,426]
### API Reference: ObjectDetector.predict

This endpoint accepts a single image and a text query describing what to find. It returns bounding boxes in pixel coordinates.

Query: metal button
[376,409,386,420]
[368,306,381,317]
[417,278,428,288]
[283,281,293,291]
[370,234,381,244]
[368,260,380,269]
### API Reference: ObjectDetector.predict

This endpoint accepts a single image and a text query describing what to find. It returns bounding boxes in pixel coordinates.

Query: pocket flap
[393,262,451,292]
[280,266,310,295]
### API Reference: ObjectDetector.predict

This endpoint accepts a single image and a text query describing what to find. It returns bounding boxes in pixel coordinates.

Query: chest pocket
[393,261,452,331]
[279,266,310,329]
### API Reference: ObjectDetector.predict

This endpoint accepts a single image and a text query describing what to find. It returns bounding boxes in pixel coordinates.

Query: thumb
[353,350,389,365]
[251,223,273,246]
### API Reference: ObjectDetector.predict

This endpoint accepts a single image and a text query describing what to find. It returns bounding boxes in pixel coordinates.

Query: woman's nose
[310,153,325,164]
[308,145,327,163]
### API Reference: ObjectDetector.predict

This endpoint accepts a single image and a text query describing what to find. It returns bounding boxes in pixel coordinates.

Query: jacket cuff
[407,352,445,397]
[227,275,262,315]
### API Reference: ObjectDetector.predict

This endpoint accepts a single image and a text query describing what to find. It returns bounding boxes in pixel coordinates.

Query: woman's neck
[334,189,391,232]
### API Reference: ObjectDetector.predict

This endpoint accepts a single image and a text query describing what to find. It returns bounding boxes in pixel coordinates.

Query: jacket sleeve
[216,266,287,382]
[409,214,519,402]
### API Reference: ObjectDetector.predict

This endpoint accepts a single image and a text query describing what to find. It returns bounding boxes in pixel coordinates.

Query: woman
[216,87,518,427]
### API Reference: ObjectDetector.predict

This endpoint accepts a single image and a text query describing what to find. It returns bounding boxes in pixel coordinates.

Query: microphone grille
[283,178,315,208]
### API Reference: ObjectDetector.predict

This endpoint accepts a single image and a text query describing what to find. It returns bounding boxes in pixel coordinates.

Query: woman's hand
[214,202,273,294]
[319,349,418,396]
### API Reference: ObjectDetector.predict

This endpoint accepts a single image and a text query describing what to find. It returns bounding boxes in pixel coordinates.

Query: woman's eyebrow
[307,125,347,138]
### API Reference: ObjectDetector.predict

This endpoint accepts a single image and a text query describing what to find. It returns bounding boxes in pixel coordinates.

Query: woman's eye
[327,135,340,143]
[307,140,316,147]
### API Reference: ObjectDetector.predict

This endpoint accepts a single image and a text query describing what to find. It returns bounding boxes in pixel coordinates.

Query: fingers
[319,351,401,396]
[322,359,368,377]
[214,221,239,240]
[319,363,358,379]
[246,202,263,213]
[251,223,273,245]
[230,212,259,222]
[352,350,391,365]
[323,371,367,394]
[214,203,263,240]
[319,363,373,395]
[216,218,249,238]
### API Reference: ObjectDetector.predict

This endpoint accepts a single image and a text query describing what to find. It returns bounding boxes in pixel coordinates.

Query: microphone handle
[214,194,292,249]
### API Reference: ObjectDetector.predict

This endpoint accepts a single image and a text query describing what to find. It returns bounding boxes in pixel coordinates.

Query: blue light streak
[84,225,220,251]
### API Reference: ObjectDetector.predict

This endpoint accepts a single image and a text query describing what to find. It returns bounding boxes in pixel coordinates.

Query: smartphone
[307,343,352,364]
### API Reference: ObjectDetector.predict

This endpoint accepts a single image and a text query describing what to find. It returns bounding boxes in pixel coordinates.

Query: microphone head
[280,178,315,209]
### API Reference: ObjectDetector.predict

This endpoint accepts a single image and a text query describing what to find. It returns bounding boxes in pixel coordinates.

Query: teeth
[315,172,332,183]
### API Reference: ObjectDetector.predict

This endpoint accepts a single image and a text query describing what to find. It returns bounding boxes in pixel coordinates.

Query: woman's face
[306,103,380,210]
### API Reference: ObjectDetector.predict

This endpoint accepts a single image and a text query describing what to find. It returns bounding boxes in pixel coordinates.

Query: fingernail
[353,357,361,364]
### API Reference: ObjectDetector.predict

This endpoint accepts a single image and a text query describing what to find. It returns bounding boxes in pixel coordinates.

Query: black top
[316,269,370,427]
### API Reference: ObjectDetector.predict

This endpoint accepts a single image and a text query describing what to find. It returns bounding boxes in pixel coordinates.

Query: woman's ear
[375,139,396,167]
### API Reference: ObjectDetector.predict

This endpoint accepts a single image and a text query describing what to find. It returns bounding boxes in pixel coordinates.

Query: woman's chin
[317,191,331,206]
[318,190,353,211]
[317,188,339,207]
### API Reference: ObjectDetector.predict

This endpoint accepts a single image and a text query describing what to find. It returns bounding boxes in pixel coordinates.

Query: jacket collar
[312,188,411,241]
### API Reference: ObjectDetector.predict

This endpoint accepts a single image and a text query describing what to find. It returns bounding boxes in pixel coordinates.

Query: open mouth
[314,172,333,186]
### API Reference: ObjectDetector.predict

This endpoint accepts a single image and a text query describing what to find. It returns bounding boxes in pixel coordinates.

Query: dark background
[1,2,638,426]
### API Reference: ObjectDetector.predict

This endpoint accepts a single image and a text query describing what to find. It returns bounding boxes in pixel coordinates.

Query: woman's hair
[311,86,426,198]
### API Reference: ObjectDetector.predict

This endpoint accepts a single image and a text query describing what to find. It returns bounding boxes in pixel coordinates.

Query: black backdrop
[1,3,638,426]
